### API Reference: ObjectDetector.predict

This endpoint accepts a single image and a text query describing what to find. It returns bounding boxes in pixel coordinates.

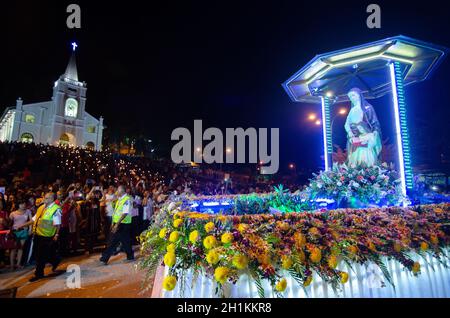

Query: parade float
[140,36,450,298]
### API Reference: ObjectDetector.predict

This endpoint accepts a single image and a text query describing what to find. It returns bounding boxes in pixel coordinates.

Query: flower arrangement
[174,164,405,215]
[304,163,405,208]
[139,202,450,297]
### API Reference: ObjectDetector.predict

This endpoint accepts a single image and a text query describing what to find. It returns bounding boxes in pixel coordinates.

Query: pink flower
[357,175,364,181]
[370,176,376,180]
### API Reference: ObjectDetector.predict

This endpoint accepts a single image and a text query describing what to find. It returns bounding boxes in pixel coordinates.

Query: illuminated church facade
[0,43,104,151]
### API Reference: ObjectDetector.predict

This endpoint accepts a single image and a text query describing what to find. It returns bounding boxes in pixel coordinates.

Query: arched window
[20,133,34,143]
[86,141,95,150]
[25,114,35,123]
[59,133,70,146]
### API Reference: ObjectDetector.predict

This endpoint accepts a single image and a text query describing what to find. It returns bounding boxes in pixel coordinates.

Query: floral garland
[139,202,450,297]
[304,163,406,207]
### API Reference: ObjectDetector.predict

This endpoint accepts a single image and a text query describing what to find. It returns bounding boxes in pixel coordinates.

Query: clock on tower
[65,97,78,117]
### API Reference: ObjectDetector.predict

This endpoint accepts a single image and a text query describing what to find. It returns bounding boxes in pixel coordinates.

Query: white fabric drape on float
[152,248,450,298]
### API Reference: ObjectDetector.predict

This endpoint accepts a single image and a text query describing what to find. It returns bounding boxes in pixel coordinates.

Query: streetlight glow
[308,113,317,121]
[315,119,321,125]
[339,108,347,115]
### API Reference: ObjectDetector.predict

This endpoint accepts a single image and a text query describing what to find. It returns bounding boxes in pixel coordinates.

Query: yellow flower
[309,247,322,263]
[166,243,176,253]
[281,255,293,270]
[327,255,338,269]
[303,275,313,287]
[232,254,248,270]
[214,266,230,284]
[276,221,289,231]
[163,252,176,267]
[293,232,306,248]
[173,212,181,220]
[275,278,287,292]
[169,231,180,242]
[217,215,227,223]
[430,235,439,245]
[159,228,167,239]
[221,232,233,244]
[206,250,220,265]
[204,222,215,233]
[420,242,429,251]
[237,223,248,233]
[163,275,177,291]
[189,230,199,243]
[173,218,183,228]
[393,242,402,253]
[340,272,349,284]
[203,235,218,249]
[308,227,320,237]
[412,262,420,274]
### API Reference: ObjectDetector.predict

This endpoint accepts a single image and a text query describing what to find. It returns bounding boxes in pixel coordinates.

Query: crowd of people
[0,141,300,273]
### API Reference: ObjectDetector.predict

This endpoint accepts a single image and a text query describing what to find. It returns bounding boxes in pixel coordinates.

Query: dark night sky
[1,0,450,173]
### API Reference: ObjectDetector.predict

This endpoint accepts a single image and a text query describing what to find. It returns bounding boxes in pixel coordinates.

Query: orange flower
[293,232,306,249]
[412,262,420,274]
[308,227,320,237]
[347,245,358,255]
[309,247,322,263]
[420,242,428,251]
[367,241,376,252]
[430,235,439,245]
[434,207,444,214]
[276,221,289,231]
[393,241,402,253]
[257,253,271,265]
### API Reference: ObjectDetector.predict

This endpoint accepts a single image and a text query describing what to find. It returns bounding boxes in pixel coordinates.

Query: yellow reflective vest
[33,203,61,237]
[112,195,132,224]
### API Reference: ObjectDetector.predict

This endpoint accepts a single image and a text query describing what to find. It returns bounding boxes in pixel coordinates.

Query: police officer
[99,185,134,264]
[19,192,62,282]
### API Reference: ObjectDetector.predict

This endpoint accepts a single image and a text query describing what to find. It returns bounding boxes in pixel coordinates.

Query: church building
[0,43,104,150]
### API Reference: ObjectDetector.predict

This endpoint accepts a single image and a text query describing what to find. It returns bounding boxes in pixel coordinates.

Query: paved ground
[0,248,154,298]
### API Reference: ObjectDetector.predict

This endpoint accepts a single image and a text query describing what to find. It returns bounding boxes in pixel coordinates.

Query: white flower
[317,183,323,189]
[337,182,342,187]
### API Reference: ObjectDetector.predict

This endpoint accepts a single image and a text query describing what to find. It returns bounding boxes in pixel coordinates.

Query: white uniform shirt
[105,193,116,217]
[117,194,131,215]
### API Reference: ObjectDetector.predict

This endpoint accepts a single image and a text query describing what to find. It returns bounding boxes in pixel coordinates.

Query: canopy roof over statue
[282,35,448,103]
